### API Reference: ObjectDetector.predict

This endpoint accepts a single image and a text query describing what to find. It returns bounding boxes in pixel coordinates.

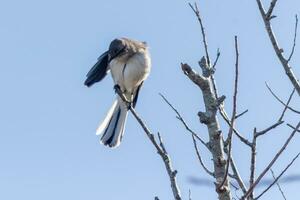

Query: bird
[84,38,151,148]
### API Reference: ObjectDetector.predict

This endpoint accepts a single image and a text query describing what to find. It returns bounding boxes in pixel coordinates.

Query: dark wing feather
[133,82,144,108]
[84,51,109,87]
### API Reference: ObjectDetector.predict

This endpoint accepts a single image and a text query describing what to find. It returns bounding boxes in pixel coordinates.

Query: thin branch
[249,128,257,199]
[219,36,239,190]
[256,0,300,95]
[216,89,251,147]
[158,132,167,153]
[254,87,295,138]
[230,156,248,194]
[270,169,287,200]
[188,2,211,66]
[220,106,251,147]
[255,152,300,200]
[115,87,182,200]
[242,121,300,199]
[287,15,298,62]
[255,121,284,138]
[235,109,249,119]
[212,49,221,70]
[287,123,300,132]
[266,0,278,20]
[192,135,214,177]
[266,83,300,114]
[279,88,296,121]
[159,93,208,148]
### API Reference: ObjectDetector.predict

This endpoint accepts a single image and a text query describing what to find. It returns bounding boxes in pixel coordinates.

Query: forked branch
[115,87,182,200]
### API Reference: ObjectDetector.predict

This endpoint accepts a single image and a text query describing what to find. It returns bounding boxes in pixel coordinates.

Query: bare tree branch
[159,93,208,148]
[222,109,252,147]
[235,109,249,119]
[255,121,284,138]
[192,135,215,177]
[287,15,298,62]
[182,58,232,200]
[181,63,209,90]
[255,86,295,138]
[266,83,300,115]
[249,128,257,199]
[256,0,300,95]
[212,49,221,70]
[242,121,300,199]
[279,88,296,121]
[219,36,239,190]
[270,169,287,200]
[115,88,182,200]
[255,152,300,200]
[265,0,278,20]
[287,123,300,132]
[189,2,211,66]
[230,156,248,194]
[189,2,251,149]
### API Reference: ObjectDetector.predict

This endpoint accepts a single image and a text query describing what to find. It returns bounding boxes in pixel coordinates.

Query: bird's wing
[84,51,109,87]
[132,81,144,108]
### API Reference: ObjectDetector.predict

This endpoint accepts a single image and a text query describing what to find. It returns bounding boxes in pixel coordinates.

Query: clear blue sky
[0,0,299,199]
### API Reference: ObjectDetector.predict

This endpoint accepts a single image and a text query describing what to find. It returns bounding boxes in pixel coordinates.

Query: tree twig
[270,169,287,200]
[265,0,278,20]
[235,109,249,119]
[265,83,300,115]
[287,123,300,132]
[287,15,298,62]
[242,121,300,199]
[115,87,182,200]
[278,88,296,121]
[189,2,211,66]
[219,36,239,190]
[255,121,284,138]
[249,128,257,199]
[230,156,248,194]
[212,49,221,70]
[256,0,300,95]
[255,86,295,138]
[159,93,208,149]
[255,152,300,200]
[192,135,215,177]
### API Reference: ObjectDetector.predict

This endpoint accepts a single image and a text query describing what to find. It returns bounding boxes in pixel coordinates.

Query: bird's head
[108,38,128,61]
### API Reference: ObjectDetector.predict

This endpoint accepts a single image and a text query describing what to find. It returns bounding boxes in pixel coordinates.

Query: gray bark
[181,57,232,200]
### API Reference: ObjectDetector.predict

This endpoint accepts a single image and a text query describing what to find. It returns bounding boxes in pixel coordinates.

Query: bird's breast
[109,50,151,94]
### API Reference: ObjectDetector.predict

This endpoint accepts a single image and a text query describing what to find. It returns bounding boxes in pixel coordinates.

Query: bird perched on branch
[84,38,151,148]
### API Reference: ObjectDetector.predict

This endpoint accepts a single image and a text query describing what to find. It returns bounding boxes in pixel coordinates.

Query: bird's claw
[114,84,132,109]
[127,102,132,110]
[114,84,121,93]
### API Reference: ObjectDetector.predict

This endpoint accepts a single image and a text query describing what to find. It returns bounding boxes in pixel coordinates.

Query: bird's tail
[96,98,128,148]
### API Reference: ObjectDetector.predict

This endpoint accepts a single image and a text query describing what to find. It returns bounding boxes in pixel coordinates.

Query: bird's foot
[114,84,121,93]
[126,102,132,110]
[114,84,132,109]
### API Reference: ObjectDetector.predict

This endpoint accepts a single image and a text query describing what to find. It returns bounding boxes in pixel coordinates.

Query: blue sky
[0,0,299,199]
